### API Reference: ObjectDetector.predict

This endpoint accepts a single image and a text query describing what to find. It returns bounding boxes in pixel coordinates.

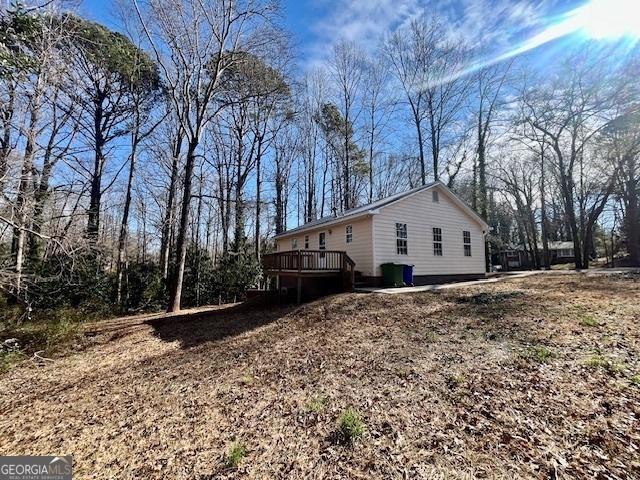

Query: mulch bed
[1,273,639,479]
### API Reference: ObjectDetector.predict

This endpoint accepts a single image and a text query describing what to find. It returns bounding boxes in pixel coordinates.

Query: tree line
[0,0,638,317]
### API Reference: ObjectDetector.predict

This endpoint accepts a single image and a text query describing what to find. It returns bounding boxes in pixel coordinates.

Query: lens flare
[412,0,639,92]
[574,0,640,39]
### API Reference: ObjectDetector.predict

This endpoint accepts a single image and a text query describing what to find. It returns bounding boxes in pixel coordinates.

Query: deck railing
[262,250,356,299]
[262,250,353,272]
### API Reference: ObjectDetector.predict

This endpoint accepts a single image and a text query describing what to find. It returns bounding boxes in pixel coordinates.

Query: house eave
[274,211,376,239]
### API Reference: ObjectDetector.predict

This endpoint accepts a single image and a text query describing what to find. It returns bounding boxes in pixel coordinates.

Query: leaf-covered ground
[1,273,639,479]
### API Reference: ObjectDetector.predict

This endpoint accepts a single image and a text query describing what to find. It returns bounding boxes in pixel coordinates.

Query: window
[292,238,298,249]
[433,227,443,256]
[432,190,439,203]
[319,232,326,250]
[463,230,471,257]
[345,225,353,244]
[304,235,309,249]
[558,248,574,258]
[396,223,408,255]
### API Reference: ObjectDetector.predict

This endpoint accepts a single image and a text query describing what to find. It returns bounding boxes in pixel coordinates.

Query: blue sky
[80,0,594,71]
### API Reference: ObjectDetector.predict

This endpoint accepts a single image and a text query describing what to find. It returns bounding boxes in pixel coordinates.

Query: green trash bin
[381,263,404,287]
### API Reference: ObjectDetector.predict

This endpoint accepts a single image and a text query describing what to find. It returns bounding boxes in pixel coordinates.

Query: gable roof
[275,180,488,239]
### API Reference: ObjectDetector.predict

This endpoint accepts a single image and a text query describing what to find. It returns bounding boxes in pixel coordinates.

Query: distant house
[495,240,575,271]
[495,243,530,271]
[548,241,576,263]
[267,181,488,290]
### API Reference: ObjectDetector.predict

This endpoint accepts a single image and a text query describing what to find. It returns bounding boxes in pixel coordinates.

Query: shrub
[338,408,365,442]
[123,261,165,312]
[224,442,247,469]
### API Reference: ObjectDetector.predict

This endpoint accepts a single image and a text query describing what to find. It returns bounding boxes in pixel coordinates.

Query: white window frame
[433,227,443,256]
[292,238,298,250]
[396,223,408,255]
[463,230,471,257]
[345,225,353,244]
[432,190,439,203]
[319,232,326,250]
[304,235,309,249]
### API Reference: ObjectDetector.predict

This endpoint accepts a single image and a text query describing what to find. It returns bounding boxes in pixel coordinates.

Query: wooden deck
[262,250,356,302]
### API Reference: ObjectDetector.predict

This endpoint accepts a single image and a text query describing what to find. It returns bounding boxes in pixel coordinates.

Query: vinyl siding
[372,186,486,276]
[275,216,375,276]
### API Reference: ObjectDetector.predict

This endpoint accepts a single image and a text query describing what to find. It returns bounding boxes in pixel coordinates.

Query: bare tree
[133,0,277,311]
[330,40,364,210]
[362,53,394,202]
[518,54,623,269]
[473,61,511,219]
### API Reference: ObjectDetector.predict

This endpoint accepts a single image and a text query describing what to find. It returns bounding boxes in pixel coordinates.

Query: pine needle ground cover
[1,274,639,479]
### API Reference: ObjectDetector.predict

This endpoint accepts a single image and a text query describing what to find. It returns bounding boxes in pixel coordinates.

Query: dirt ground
[1,274,639,479]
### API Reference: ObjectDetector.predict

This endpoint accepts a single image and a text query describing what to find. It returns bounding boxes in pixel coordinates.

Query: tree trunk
[160,130,183,280]
[539,146,551,269]
[29,148,55,263]
[368,121,374,202]
[13,81,42,293]
[275,155,285,235]
[254,136,263,259]
[116,111,140,309]
[167,140,197,312]
[343,113,351,210]
[0,82,15,192]
[623,158,639,265]
[414,108,426,186]
[87,95,106,244]
[477,127,488,219]
[195,170,204,307]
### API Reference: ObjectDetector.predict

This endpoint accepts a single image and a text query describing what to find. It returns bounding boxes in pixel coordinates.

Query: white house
[272,181,488,286]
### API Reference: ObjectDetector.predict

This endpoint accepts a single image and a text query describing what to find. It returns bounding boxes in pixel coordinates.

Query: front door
[318,232,326,268]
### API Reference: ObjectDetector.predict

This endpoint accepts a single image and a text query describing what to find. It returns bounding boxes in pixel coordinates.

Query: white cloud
[301,0,565,69]
[301,0,423,68]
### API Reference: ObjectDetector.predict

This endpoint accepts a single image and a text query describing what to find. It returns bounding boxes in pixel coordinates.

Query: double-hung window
[319,232,326,250]
[463,230,471,257]
[433,227,443,256]
[304,235,309,249]
[292,238,298,250]
[396,223,408,255]
[346,225,353,244]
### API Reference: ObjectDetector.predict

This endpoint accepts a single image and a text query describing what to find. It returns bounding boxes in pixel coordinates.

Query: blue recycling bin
[402,264,414,286]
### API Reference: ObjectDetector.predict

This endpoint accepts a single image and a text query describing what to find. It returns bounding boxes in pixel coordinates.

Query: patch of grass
[338,408,365,442]
[224,442,247,469]
[584,354,626,375]
[306,395,329,413]
[630,374,640,386]
[522,345,555,363]
[1,338,24,373]
[0,350,24,373]
[239,374,255,385]
[424,331,439,343]
[0,306,89,371]
[579,313,599,327]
